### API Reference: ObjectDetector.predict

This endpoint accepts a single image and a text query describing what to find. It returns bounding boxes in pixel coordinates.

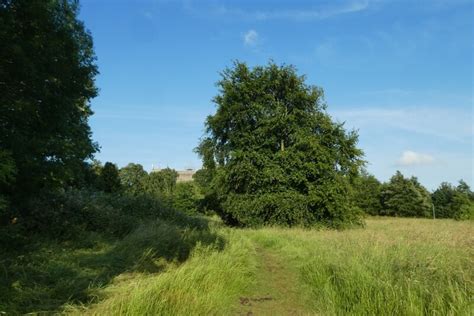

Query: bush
[172,182,202,215]
[1,189,197,243]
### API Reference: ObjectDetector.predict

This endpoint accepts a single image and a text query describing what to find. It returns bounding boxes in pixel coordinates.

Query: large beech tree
[197,62,364,227]
[0,0,98,213]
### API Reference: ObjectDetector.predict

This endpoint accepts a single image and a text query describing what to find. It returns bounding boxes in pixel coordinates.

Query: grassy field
[1,217,473,315]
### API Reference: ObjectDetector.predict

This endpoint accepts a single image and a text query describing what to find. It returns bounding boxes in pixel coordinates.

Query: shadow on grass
[0,217,225,314]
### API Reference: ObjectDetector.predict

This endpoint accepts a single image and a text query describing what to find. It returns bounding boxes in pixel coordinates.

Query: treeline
[353,170,474,219]
[1,159,204,247]
[87,161,202,215]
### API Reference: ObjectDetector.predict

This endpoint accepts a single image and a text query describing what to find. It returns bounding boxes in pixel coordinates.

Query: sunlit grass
[2,217,472,315]
[250,218,473,315]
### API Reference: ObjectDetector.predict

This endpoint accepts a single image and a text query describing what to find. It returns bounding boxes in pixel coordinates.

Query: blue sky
[79,0,473,190]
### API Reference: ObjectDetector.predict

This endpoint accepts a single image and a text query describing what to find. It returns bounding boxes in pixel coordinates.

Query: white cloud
[397,150,434,166]
[243,30,259,46]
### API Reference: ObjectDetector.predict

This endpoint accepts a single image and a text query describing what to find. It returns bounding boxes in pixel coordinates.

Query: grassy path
[11,218,470,314]
[234,243,311,315]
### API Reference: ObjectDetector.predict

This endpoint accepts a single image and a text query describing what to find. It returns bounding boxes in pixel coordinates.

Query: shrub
[172,182,202,215]
[4,189,196,242]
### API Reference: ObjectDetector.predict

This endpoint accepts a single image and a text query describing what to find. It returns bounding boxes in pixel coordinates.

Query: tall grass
[67,226,258,315]
[2,217,472,314]
[251,218,473,315]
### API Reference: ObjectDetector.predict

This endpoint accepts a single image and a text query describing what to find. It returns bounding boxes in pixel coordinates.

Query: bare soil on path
[234,244,312,315]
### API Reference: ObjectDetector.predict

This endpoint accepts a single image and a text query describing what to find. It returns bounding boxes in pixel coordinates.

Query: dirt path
[235,245,311,315]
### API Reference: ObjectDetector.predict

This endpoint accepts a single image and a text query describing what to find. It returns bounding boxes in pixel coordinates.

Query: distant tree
[456,180,474,200]
[352,169,382,215]
[197,61,364,227]
[144,168,178,197]
[451,190,474,220]
[119,163,147,195]
[432,180,474,219]
[380,171,431,217]
[98,162,121,193]
[0,0,99,209]
[431,182,457,218]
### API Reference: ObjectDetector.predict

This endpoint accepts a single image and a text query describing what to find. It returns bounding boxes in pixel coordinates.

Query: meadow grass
[1,217,472,315]
[250,217,473,315]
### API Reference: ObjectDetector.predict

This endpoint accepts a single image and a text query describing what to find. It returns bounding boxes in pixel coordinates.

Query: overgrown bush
[0,188,202,247]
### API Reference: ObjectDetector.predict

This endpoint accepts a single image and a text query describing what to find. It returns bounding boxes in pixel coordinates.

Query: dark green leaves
[197,61,364,227]
[0,0,99,212]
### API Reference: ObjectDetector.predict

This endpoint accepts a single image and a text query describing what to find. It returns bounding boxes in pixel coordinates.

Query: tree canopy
[98,162,121,193]
[0,0,98,213]
[352,169,382,216]
[380,171,432,218]
[432,181,474,219]
[119,163,148,195]
[197,61,364,227]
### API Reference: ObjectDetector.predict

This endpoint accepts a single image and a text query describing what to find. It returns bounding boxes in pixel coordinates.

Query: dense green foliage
[352,170,472,220]
[380,171,432,217]
[0,203,214,314]
[0,150,16,215]
[119,163,148,195]
[197,62,364,227]
[144,168,178,198]
[0,0,98,221]
[352,169,382,216]
[98,162,122,193]
[432,181,474,219]
[172,182,202,214]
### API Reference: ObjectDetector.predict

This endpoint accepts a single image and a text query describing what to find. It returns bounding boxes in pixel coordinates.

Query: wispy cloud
[397,150,434,166]
[330,106,473,144]
[243,29,259,46]
[187,0,372,21]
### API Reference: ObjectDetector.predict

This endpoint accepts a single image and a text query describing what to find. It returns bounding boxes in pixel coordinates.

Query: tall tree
[197,61,364,227]
[0,0,98,211]
[119,163,148,195]
[353,169,382,216]
[380,171,432,217]
[432,180,474,219]
[98,162,121,193]
[431,182,456,218]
